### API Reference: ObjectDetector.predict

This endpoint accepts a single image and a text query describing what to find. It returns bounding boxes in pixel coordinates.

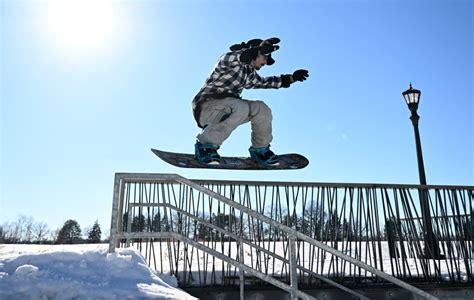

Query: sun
[44,0,116,54]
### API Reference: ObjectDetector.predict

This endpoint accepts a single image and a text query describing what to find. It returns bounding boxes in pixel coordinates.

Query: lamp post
[402,83,440,259]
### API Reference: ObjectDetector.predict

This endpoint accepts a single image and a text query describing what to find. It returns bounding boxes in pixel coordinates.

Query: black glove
[293,69,309,82]
[281,69,309,88]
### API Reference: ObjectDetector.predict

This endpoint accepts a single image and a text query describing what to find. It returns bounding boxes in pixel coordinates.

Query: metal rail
[109,173,473,284]
[117,231,317,300]
[106,173,470,300]
[124,201,368,300]
[175,175,438,299]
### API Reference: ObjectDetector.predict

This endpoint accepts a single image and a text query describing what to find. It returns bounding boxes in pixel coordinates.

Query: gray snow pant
[196,97,273,148]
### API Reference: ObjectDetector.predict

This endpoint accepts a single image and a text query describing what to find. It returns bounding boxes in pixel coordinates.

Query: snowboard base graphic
[151,148,308,170]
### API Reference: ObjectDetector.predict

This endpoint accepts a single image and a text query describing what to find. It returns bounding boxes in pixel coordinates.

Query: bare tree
[5,220,21,243]
[2,218,53,243]
[0,225,4,243]
[102,228,110,242]
[33,222,50,243]
[1,216,51,243]
[22,216,35,242]
[2,219,24,243]
[49,228,60,242]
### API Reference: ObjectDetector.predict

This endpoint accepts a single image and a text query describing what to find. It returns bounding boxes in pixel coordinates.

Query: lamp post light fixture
[402,83,441,259]
[402,83,426,185]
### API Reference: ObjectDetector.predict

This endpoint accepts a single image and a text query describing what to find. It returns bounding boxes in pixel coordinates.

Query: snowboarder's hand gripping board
[151,149,308,170]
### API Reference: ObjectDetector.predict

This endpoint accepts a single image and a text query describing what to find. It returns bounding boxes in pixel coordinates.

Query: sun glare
[44,0,116,54]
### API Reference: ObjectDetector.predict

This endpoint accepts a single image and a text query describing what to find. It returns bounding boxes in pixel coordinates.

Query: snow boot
[195,141,221,165]
[249,145,279,166]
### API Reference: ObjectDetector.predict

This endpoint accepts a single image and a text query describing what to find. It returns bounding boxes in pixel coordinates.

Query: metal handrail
[173,174,438,300]
[109,173,442,300]
[116,231,316,300]
[113,172,473,189]
[126,201,369,300]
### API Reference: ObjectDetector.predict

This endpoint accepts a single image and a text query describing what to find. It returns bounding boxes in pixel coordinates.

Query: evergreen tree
[56,219,82,244]
[132,214,146,232]
[324,211,342,241]
[87,221,102,243]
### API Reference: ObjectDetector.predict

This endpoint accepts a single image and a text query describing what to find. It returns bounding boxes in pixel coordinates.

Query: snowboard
[151,148,308,170]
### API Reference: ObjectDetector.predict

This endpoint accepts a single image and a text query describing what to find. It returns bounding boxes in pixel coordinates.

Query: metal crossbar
[117,231,316,300]
[124,202,367,299]
[109,173,473,299]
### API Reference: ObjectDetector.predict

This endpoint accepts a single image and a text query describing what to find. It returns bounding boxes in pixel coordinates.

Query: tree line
[1,215,107,244]
[122,210,383,242]
[123,209,472,243]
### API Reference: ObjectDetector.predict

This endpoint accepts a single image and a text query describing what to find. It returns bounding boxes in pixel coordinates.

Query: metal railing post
[289,235,299,300]
[109,174,123,253]
[239,237,245,300]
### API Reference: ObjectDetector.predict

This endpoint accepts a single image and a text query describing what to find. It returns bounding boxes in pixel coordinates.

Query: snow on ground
[136,241,472,285]
[0,244,196,299]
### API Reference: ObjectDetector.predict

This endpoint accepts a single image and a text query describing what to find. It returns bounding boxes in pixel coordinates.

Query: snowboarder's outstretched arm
[246,69,309,89]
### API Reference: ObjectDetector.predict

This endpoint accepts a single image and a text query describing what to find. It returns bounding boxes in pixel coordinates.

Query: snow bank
[0,244,195,299]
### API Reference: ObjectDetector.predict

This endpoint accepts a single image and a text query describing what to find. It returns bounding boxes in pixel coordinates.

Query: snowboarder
[192,37,309,166]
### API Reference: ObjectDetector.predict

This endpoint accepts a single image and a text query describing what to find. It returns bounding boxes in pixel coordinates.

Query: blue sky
[1,0,472,231]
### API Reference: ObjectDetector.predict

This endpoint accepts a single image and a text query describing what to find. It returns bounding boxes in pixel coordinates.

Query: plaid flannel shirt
[192,50,283,109]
